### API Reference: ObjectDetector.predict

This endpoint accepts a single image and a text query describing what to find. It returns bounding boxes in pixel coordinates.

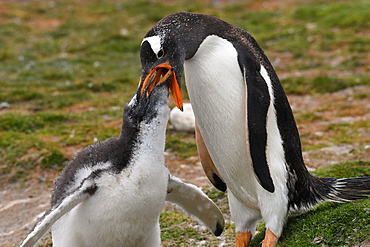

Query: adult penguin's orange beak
[139,62,183,111]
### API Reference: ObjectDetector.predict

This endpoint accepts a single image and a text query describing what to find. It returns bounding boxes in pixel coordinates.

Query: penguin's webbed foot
[261,229,278,247]
[235,231,252,247]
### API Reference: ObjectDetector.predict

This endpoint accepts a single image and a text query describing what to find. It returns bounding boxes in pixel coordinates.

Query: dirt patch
[65,102,95,114]
[59,145,83,160]
[27,19,63,31]
[0,183,51,247]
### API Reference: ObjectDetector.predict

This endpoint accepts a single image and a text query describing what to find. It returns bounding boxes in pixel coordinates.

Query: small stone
[120,28,129,36]
[311,236,322,244]
[197,240,207,246]
[314,131,325,136]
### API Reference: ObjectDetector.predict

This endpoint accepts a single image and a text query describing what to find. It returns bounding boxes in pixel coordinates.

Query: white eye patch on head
[141,35,162,57]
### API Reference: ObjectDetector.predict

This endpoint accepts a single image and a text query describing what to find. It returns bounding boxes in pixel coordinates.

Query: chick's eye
[157,48,164,59]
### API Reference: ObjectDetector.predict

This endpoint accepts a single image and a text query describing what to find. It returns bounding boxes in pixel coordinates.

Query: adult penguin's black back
[139,12,370,246]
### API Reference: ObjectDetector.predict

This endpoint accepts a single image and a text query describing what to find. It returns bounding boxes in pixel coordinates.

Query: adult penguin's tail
[289,173,370,213]
[322,176,370,202]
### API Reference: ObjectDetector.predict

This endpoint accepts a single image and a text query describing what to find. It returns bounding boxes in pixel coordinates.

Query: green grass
[165,130,198,159]
[295,112,322,123]
[282,74,370,95]
[312,160,370,178]
[0,112,72,132]
[278,200,370,246]
[325,120,370,146]
[276,161,370,246]
[161,161,370,246]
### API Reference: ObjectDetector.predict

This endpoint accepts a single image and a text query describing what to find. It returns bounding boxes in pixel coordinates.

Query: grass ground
[161,161,370,246]
[0,0,369,246]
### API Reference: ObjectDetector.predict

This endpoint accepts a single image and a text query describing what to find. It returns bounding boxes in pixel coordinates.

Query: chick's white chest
[52,157,168,247]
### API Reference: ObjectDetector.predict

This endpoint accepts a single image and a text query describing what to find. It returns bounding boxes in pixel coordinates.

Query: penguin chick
[20,80,223,247]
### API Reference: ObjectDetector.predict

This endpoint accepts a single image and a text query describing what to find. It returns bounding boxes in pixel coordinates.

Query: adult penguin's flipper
[242,58,275,193]
[195,122,227,192]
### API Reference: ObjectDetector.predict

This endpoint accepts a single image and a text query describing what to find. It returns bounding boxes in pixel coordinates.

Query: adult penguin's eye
[157,48,164,59]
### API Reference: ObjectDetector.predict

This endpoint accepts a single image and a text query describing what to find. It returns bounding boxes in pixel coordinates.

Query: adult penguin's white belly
[184,35,258,207]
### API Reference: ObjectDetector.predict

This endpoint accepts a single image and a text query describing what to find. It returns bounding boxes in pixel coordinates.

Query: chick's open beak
[140,63,183,111]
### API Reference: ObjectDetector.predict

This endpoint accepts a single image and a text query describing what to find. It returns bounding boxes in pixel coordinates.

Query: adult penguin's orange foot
[261,230,279,247]
[235,231,252,247]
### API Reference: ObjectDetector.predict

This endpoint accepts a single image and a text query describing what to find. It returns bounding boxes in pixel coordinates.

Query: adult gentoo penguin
[20,79,224,247]
[138,12,370,246]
